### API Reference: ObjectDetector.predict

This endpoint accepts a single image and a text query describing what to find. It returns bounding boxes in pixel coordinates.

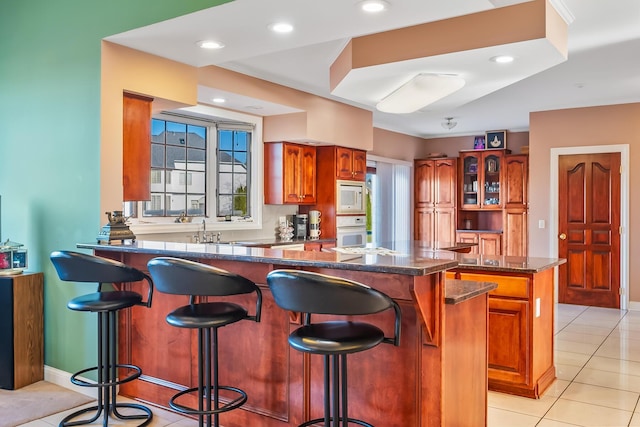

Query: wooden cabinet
[336,147,366,180]
[504,209,528,257]
[414,158,457,245]
[123,93,153,201]
[447,268,555,398]
[456,231,501,255]
[0,272,44,390]
[460,149,505,210]
[264,142,316,204]
[503,155,529,256]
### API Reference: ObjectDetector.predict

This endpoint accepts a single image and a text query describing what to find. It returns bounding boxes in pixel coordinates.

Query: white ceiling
[106,0,640,138]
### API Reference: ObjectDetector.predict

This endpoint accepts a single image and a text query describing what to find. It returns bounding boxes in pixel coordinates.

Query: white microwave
[336,180,366,214]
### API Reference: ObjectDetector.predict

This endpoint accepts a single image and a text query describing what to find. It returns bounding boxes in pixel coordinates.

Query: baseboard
[628,301,640,312]
[44,366,98,399]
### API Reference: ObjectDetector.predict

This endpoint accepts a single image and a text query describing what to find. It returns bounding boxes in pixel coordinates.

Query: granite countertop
[445,279,498,305]
[453,253,566,273]
[79,240,459,276]
[217,237,335,247]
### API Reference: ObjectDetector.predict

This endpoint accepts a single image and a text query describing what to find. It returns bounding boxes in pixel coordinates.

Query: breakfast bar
[79,241,496,427]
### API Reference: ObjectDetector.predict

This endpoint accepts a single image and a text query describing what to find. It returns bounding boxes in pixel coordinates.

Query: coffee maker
[292,214,308,240]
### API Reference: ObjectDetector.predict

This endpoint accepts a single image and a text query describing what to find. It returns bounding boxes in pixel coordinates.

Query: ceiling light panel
[359,0,390,13]
[376,74,466,114]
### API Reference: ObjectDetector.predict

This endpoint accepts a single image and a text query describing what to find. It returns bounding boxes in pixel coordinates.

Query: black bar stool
[146,257,262,427]
[50,250,154,427]
[266,269,401,427]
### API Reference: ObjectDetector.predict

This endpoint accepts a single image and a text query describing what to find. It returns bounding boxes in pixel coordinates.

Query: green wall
[0,0,230,375]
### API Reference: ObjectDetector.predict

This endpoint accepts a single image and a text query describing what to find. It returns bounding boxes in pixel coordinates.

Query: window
[129,105,262,231]
[146,119,206,217]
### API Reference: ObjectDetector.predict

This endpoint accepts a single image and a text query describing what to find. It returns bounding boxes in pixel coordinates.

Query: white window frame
[128,104,263,236]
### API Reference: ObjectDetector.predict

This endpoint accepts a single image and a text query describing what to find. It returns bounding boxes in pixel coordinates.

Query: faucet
[201,219,207,242]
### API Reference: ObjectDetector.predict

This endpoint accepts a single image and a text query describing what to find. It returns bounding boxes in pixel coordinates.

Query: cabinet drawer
[452,272,529,299]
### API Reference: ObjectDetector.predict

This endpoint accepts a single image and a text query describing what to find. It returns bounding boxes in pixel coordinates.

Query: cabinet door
[504,209,528,257]
[415,160,435,207]
[434,159,456,208]
[482,152,502,209]
[351,149,367,181]
[283,143,303,203]
[460,153,480,209]
[457,232,479,254]
[479,233,502,255]
[299,145,316,203]
[123,93,152,201]
[488,298,529,386]
[336,147,354,180]
[434,209,456,244]
[414,208,434,242]
[504,155,528,208]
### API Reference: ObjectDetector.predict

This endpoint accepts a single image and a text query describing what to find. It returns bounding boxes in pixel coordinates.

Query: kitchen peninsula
[79,240,494,427]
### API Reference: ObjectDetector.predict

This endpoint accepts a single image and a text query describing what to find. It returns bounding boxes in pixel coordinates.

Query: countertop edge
[445,279,498,304]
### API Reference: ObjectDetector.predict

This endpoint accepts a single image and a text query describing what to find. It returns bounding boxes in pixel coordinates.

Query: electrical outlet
[535,298,541,317]
[538,220,545,229]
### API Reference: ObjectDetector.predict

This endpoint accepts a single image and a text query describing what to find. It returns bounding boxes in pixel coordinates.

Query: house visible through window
[142,115,253,220]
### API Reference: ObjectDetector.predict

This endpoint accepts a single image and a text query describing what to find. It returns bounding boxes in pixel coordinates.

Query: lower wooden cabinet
[456,231,502,255]
[447,268,555,398]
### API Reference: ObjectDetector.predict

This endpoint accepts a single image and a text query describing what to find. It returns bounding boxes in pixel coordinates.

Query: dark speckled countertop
[445,279,498,305]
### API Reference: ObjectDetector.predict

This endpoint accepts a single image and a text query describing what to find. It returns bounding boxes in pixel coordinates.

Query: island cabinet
[447,264,556,398]
[335,146,366,180]
[414,158,457,245]
[87,242,493,427]
[264,142,316,204]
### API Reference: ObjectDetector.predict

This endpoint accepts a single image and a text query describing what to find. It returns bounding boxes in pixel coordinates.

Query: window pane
[187,148,206,166]
[143,194,165,216]
[234,152,247,166]
[188,125,206,149]
[166,193,186,216]
[167,146,186,169]
[233,174,247,193]
[187,194,205,216]
[218,195,232,216]
[219,151,233,169]
[150,169,164,192]
[234,132,247,151]
[233,194,247,216]
[151,119,165,143]
[151,144,165,168]
[219,130,233,151]
[218,172,233,195]
[188,170,205,193]
[166,122,187,146]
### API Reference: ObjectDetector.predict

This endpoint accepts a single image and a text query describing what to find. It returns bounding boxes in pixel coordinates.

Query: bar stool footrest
[59,402,153,427]
[69,364,142,388]
[169,385,248,416]
[300,417,373,427]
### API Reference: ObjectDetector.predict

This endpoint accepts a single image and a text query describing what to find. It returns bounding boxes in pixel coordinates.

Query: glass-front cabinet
[460,150,504,210]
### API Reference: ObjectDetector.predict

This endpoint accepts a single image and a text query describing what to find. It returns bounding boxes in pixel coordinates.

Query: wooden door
[123,93,152,201]
[336,147,353,179]
[415,160,435,207]
[558,153,621,308]
[434,209,456,244]
[457,232,479,254]
[283,143,303,203]
[504,155,528,208]
[415,208,434,242]
[434,159,456,208]
[479,233,502,255]
[504,209,528,257]
[487,298,529,385]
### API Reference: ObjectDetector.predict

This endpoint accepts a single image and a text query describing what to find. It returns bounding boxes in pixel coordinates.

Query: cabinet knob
[559,233,567,240]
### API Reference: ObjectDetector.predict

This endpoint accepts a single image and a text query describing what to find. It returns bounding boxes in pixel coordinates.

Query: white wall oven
[336,215,367,247]
[336,180,366,214]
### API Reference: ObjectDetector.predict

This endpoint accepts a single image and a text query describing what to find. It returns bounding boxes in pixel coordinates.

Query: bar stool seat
[266,269,401,427]
[50,250,154,427]
[147,257,262,427]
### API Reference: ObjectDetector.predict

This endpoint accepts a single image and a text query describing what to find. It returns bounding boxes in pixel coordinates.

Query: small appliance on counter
[293,214,308,240]
[0,239,27,276]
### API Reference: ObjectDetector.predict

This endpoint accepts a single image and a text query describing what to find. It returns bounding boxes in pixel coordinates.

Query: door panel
[558,153,620,308]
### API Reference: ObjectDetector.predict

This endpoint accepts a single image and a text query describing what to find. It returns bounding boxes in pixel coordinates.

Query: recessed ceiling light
[269,22,294,33]
[490,55,514,64]
[212,98,226,103]
[359,0,389,13]
[197,40,225,50]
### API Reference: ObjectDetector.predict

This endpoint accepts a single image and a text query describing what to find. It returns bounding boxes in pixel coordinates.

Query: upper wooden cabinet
[460,150,505,210]
[264,142,316,205]
[123,93,153,201]
[504,155,529,209]
[414,158,457,244]
[336,147,366,180]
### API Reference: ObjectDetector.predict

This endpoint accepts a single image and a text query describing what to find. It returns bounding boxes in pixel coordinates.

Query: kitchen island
[78,240,494,427]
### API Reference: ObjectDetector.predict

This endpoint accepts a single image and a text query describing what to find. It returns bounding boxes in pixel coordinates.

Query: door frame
[550,145,629,309]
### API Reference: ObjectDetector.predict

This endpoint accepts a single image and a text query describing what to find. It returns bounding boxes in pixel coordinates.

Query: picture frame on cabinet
[486,130,506,149]
[473,136,486,150]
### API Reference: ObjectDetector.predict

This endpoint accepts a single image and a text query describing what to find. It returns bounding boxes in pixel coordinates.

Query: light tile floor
[20,303,640,426]
[489,303,640,427]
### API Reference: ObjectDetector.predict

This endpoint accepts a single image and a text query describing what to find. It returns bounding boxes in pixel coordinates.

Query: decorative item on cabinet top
[485,130,506,149]
[473,136,486,150]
